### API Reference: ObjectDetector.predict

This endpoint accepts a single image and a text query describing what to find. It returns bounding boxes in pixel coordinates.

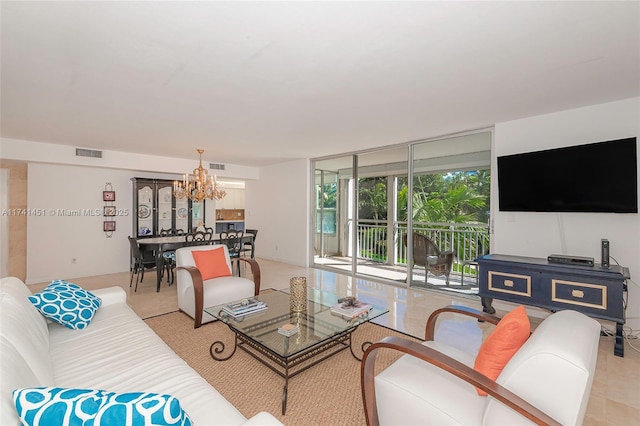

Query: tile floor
[31,257,640,425]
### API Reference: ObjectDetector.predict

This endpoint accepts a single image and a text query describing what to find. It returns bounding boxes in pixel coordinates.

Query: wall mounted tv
[497,137,638,213]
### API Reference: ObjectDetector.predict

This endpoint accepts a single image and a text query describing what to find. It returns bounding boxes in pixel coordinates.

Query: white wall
[27,163,131,283]
[24,163,225,283]
[244,159,309,267]
[492,97,640,330]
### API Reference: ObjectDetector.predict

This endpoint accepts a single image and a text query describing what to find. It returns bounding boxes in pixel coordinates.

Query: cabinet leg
[481,297,496,315]
[614,322,624,357]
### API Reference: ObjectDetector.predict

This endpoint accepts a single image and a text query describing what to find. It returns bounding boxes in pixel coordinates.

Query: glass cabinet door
[191,200,204,231]
[157,184,173,235]
[137,183,154,236]
[175,194,189,234]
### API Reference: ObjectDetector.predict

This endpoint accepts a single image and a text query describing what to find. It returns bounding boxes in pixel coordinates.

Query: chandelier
[173,149,226,201]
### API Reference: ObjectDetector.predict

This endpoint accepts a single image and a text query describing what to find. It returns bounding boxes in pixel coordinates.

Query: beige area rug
[145,311,420,425]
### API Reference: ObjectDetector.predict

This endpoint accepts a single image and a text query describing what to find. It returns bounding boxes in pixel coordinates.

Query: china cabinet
[131,178,205,237]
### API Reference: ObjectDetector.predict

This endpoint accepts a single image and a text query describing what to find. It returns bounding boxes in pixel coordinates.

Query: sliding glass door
[313,156,353,272]
[408,132,491,290]
[312,130,492,293]
[355,147,408,281]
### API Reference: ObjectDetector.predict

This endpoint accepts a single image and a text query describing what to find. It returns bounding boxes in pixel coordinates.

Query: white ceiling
[1,1,638,167]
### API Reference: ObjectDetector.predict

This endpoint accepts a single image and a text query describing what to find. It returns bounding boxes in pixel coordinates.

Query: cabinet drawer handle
[572,289,584,298]
[504,279,514,288]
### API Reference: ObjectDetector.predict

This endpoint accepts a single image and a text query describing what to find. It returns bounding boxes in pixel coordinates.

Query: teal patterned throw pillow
[13,387,193,426]
[28,280,102,330]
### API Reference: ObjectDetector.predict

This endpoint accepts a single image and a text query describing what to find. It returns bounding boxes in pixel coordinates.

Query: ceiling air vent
[75,148,103,158]
[209,163,225,171]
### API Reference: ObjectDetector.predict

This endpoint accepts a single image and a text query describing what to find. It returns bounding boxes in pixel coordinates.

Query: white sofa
[362,306,600,425]
[0,276,282,425]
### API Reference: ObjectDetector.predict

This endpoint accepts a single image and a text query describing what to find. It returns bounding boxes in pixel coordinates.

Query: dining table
[137,234,254,292]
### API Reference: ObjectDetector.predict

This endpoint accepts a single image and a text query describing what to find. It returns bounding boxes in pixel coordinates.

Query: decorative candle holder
[292,311,307,344]
[289,277,307,313]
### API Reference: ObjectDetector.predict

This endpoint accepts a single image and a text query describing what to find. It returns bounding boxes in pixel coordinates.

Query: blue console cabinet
[477,254,629,357]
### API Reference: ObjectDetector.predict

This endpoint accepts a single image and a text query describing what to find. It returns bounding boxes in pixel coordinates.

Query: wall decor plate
[177,207,188,218]
[138,205,151,219]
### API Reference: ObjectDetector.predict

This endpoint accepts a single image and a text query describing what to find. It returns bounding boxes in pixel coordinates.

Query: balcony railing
[356,219,489,275]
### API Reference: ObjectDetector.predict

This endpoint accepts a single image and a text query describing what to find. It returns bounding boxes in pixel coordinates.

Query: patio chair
[403,232,454,285]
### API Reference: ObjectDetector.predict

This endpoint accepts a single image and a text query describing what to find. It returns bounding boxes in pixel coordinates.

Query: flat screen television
[497,137,638,213]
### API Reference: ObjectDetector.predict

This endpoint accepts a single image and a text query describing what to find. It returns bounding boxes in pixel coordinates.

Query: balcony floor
[315,255,480,298]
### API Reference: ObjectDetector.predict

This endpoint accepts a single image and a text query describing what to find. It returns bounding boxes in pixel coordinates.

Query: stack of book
[222,297,267,318]
[330,299,372,320]
[277,323,299,337]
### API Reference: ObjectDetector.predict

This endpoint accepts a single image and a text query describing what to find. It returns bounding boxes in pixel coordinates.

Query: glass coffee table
[204,290,387,414]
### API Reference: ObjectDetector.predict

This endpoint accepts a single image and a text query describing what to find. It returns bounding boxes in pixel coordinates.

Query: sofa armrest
[241,411,284,425]
[361,336,561,426]
[90,286,127,306]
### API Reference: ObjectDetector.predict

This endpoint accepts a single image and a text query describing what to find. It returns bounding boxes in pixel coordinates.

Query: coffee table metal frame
[204,291,387,415]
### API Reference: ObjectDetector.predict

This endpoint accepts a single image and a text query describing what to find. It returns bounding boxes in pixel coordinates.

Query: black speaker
[601,239,610,268]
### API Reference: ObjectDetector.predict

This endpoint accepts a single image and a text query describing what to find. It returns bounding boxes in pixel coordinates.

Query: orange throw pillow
[473,305,530,396]
[191,248,232,280]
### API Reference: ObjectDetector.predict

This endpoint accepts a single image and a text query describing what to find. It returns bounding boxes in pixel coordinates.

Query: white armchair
[175,244,261,328]
[361,306,600,426]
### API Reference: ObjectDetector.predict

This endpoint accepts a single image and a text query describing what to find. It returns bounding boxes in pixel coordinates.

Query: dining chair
[161,228,186,236]
[241,229,258,259]
[186,231,209,246]
[204,227,214,238]
[159,229,187,284]
[220,230,244,276]
[161,241,187,286]
[128,236,157,290]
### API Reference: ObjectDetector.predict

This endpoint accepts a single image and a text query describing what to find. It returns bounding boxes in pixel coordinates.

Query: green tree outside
[395,171,490,224]
[358,177,387,220]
